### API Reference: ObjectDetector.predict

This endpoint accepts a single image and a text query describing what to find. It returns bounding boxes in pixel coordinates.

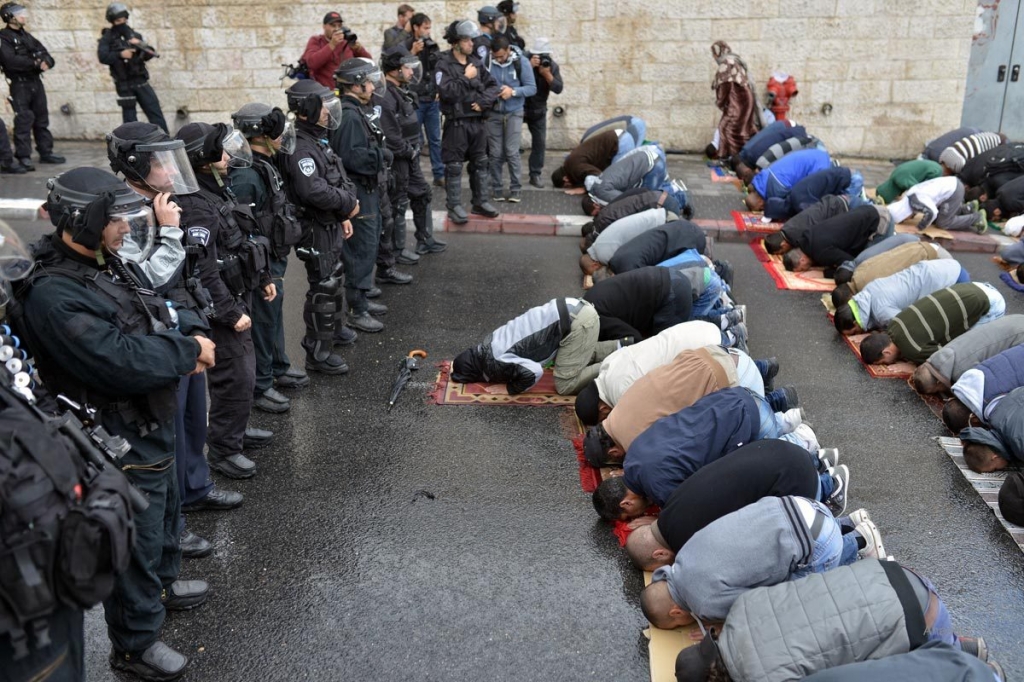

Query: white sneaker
[855,519,886,559]
[790,422,819,452]
[779,407,805,434]
[818,447,840,470]
[847,508,870,527]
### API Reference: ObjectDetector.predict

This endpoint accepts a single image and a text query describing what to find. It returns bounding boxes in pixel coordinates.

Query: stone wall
[10,0,978,157]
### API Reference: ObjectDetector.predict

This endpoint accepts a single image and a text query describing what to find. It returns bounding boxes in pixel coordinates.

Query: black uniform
[16,235,204,655]
[436,48,501,209]
[284,119,359,358]
[408,36,441,103]
[331,94,390,315]
[369,92,398,275]
[230,152,301,394]
[524,56,563,182]
[505,25,525,50]
[472,33,494,69]
[380,80,434,250]
[0,24,54,160]
[175,174,270,468]
[97,22,167,132]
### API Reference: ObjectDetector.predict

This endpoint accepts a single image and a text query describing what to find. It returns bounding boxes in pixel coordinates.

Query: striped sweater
[887,283,990,364]
[939,132,1003,173]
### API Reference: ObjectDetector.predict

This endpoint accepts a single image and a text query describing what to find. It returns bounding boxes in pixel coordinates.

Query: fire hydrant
[766,72,798,122]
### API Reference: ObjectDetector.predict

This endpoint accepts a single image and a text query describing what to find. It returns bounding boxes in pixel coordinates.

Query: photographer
[301,11,372,88]
[382,3,415,51]
[0,2,64,170]
[524,37,562,188]
[406,12,444,186]
[97,2,168,133]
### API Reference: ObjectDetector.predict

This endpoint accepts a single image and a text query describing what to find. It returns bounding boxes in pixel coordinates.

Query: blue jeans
[640,147,668,191]
[612,116,647,162]
[417,98,443,180]
[692,271,727,321]
[790,500,854,579]
[998,239,1024,265]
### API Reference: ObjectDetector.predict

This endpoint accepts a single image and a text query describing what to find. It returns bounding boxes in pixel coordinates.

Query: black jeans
[116,80,169,133]
[525,108,547,179]
[0,118,13,165]
[251,257,292,392]
[174,372,213,516]
[9,77,53,159]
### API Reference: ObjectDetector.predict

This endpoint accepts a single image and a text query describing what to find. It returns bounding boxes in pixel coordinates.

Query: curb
[0,199,45,221]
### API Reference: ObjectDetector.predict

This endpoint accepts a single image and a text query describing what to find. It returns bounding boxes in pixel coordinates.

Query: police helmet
[0,2,25,23]
[477,6,502,25]
[497,0,519,14]
[105,2,128,23]
[45,167,147,251]
[285,79,333,122]
[176,121,252,169]
[444,19,480,44]
[232,102,286,140]
[107,122,200,194]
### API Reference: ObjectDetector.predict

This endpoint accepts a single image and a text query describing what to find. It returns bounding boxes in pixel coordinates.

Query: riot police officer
[333,57,412,335]
[16,167,213,680]
[97,2,168,132]
[473,6,505,67]
[175,122,274,481]
[282,79,358,372]
[0,2,64,170]
[380,45,447,257]
[497,0,525,50]
[437,20,501,224]
[230,103,310,414]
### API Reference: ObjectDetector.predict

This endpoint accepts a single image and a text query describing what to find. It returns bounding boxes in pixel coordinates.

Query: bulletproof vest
[340,98,387,185]
[0,28,49,77]
[192,186,270,296]
[285,130,347,226]
[0,378,135,660]
[101,25,148,82]
[250,157,302,260]
[395,87,422,143]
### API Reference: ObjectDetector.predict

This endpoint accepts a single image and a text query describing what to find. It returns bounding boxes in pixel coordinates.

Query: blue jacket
[739,121,807,167]
[488,48,536,114]
[751,148,832,207]
[623,386,760,506]
[782,167,852,219]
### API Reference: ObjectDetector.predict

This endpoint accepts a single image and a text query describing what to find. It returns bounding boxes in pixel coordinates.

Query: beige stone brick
[892,79,962,104]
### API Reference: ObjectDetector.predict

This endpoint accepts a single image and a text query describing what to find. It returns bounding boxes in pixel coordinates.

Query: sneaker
[726,321,748,352]
[723,308,744,329]
[987,660,1006,681]
[396,249,420,265]
[959,636,989,662]
[964,199,981,214]
[715,260,735,288]
[348,312,384,333]
[160,580,209,611]
[791,423,819,452]
[757,356,779,391]
[854,518,886,559]
[494,191,507,202]
[38,153,65,164]
[507,190,522,203]
[846,507,869,527]
[826,464,850,516]
[779,406,805,433]
[974,208,988,234]
[110,641,188,681]
[780,385,800,409]
[366,287,382,299]
[416,238,448,254]
[818,447,840,470]
[529,175,544,188]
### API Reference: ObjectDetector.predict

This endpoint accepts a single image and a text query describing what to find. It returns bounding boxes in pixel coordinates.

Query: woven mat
[938,436,1024,554]
[750,240,834,291]
[643,570,702,682]
[731,210,784,234]
[819,294,917,378]
[429,361,575,406]
[709,165,742,187]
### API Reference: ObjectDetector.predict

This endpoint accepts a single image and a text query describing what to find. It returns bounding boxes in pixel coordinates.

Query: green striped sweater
[887,283,990,365]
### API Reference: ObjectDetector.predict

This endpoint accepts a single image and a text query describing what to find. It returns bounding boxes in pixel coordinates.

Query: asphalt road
[3,151,1024,680]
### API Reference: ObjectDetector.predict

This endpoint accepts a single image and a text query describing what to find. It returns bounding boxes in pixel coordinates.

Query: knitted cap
[939,146,966,173]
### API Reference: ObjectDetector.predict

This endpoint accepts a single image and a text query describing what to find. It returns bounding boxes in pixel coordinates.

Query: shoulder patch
[298,157,316,177]
[187,226,210,247]
[476,45,488,59]
[435,71,442,86]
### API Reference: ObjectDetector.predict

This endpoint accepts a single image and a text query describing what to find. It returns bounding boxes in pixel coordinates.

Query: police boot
[302,282,349,375]
[393,200,420,265]
[110,641,188,682]
[470,162,500,218]
[445,163,469,224]
[413,194,447,254]
[330,281,358,347]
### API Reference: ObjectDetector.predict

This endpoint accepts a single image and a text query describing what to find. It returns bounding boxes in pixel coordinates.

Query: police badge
[298,157,316,177]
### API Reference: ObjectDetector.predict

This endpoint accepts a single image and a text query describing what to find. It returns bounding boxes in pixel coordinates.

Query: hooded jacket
[622,386,760,506]
[779,167,852,219]
[952,343,1024,421]
[451,297,582,394]
[852,259,963,331]
[652,496,821,620]
[960,386,1024,464]
[487,47,536,114]
[583,266,671,341]
[886,283,991,365]
[876,159,944,204]
[738,121,803,167]
[960,141,1024,189]
[925,314,1024,388]
[562,130,618,187]
[585,146,660,206]
[751,148,831,207]
[923,126,980,162]
[608,220,706,274]
[753,135,820,170]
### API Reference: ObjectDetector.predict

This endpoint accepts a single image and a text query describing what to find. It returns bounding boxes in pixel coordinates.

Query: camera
[539,55,552,68]
[342,27,358,43]
[420,37,436,48]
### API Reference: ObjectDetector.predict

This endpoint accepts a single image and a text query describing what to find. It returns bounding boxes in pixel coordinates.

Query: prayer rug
[709,164,742,187]
[750,240,834,291]
[819,294,917,379]
[938,436,1024,554]
[643,571,702,682]
[429,361,575,406]
[909,377,948,423]
[731,210,784,234]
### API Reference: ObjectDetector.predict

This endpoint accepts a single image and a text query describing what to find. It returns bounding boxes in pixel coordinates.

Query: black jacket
[407,35,441,102]
[0,26,51,78]
[436,49,501,119]
[379,83,420,159]
[331,95,389,187]
[282,120,358,225]
[97,23,153,83]
[991,175,1024,218]
[786,167,851,217]
[960,142,1024,188]
[781,194,849,247]
[524,58,562,117]
[796,205,879,272]
[583,266,671,341]
[593,189,666,234]
[608,221,707,274]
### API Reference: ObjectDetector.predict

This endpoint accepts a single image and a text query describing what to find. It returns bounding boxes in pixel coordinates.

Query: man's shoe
[0,163,26,174]
[471,201,500,218]
[818,448,840,471]
[529,175,544,188]
[366,287,382,299]
[959,636,989,661]
[243,427,274,449]
[854,518,886,560]
[726,322,748,352]
[791,423,820,452]
[161,580,209,611]
[416,238,448,254]
[253,387,290,414]
[332,325,358,346]
[376,268,413,285]
[38,153,65,164]
[182,486,243,513]
[756,356,779,391]
[17,157,34,172]
[494,191,507,202]
[508,190,522,203]
[846,507,869,527]
[433,177,444,188]
[305,352,349,375]
[275,367,310,389]
[366,300,388,317]
[348,312,384,333]
[396,249,421,265]
[208,453,256,479]
[765,386,798,413]
[447,205,469,224]
[974,208,988,234]
[826,464,850,516]
[987,660,1006,681]
[179,530,212,559]
[779,406,805,433]
[110,641,188,682]
[723,307,744,328]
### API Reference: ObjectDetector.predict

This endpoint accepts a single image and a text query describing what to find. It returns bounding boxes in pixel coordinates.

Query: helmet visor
[457,20,481,39]
[221,128,252,168]
[0,221,33,282]
[276,114,297,155]
[366,67,387,95]
[135,144,200,195]
[401,59,422,85]
[493,16,508,33]
[108,205,155,260]
[322,94,343,130]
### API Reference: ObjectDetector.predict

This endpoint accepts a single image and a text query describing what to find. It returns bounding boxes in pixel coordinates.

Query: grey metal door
[962,0,1024,138]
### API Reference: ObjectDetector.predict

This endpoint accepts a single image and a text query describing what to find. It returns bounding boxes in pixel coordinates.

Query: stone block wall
[7,0,978,157]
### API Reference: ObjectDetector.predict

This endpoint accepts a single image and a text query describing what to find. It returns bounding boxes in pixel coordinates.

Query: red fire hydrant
[766,73,798,122]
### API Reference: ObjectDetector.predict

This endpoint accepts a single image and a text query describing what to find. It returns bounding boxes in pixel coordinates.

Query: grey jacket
[652,496,816,620]
[853,259,963,330]
[587,208,666,263]
[801,642,996,682]
[926,314,1024,387]
[719,560,915,682]
[585,145,659,205]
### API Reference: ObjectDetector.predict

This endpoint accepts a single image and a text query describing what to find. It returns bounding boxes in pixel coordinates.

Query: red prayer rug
[731,209,784,234]
[429,361,575,406]
[750,240,834,292]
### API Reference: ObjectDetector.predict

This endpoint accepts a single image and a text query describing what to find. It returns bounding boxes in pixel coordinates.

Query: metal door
[961,0,1024,137]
